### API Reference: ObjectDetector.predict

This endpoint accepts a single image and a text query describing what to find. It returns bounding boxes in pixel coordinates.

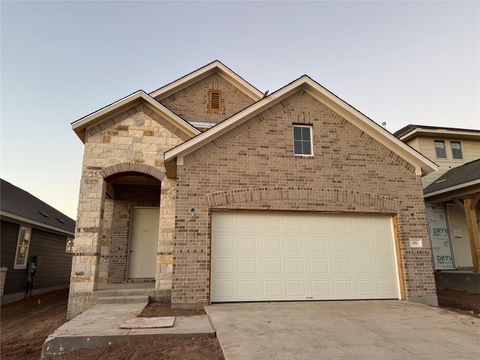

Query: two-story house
[67,61,439,318]
[395,125,480,292]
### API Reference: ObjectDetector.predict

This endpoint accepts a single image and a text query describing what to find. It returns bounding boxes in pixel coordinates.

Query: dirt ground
[1,289,69,360]
[1,290,224,360]
[45,336,224,360]
[437,289,480,316]
[139,302,206,317]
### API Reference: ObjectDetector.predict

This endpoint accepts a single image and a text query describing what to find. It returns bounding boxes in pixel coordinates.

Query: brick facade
[158,73,255,124]
[173,90,437,306]
[69,66,438,318]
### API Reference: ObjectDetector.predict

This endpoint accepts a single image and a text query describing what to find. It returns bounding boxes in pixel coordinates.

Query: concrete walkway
[206,301,480,360]
[42,303,215,357]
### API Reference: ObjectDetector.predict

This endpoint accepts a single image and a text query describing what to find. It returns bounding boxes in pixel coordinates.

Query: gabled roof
[164,75,438,176]
[424,159,480,198]
[0,179,75,235]
[394,124,480,142]
[71,90,200,142]
[149,60,264,101]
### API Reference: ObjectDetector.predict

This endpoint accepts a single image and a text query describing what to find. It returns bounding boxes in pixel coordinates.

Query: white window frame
[450,140,463,160]
[14,226,32,269]
[434,139,447,159]
[292,124,314,157]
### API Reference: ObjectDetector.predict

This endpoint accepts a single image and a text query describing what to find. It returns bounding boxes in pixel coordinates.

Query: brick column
[67,172,106,318]
[155,178,175,291]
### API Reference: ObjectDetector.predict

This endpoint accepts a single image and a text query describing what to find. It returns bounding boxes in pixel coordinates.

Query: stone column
[155,178,175,292]
[67,171,106,318]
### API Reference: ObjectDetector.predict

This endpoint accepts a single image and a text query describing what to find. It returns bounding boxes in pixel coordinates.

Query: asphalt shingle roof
[0,179,75,234]
[424,159,480,195]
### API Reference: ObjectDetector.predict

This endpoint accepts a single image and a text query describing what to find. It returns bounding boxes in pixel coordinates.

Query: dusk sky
[1,1,479,219]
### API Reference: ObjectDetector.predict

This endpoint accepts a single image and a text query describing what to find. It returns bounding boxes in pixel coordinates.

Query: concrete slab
[206,301,480,360]
[128,315,214,336]
[42,303,215,358]
[119,316,175,329]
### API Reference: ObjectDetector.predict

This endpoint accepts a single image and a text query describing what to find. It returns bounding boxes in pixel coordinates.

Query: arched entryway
[99,170,162,287]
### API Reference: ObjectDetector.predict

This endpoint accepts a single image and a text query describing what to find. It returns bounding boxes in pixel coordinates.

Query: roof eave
[149,61,264,101]
[71,91,200,143]
[165,75,438,175]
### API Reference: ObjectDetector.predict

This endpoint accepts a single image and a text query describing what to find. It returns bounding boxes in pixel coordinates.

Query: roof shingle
[0,179,75,234]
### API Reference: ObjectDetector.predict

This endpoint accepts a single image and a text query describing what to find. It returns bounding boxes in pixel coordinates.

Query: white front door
[128,207,159,279]
[211,212,400,302]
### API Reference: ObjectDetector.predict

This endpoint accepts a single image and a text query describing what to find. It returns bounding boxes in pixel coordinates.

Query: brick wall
[107,184,160,283]
[159,73,255,124]
[173,90,437,306]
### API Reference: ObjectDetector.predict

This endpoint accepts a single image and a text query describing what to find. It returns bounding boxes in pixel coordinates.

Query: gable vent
[208,90,223,112]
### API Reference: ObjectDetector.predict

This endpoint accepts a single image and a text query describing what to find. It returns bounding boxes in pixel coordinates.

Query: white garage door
[211,212,400,302]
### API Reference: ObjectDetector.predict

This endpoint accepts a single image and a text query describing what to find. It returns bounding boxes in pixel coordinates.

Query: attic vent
[208,90,223,112]
[55,217,65,224]
[39,211,49,218]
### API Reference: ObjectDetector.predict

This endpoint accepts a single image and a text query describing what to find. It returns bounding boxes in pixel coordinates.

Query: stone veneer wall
[172,91,437,307]
[158,73,255,124]
[67,102,190,318]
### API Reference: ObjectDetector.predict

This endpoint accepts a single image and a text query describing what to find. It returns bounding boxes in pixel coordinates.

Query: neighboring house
[0,179,75,304]
[67,60,439,318]
[395,125,480,293]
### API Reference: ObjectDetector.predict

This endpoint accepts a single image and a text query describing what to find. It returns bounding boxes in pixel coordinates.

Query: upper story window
[293,125,313,156]
[451,141,463,159]
[208,90,223,113]
[14,226,31,269]
[434,140,446,158]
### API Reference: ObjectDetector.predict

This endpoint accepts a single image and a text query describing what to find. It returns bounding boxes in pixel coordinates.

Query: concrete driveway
[206,301,480,360]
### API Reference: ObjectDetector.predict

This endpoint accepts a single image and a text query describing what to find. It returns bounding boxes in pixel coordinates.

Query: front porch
[68,163,176,318]
[424,159,480,295]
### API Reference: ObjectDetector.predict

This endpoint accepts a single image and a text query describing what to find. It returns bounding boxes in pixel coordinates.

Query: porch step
[95,295,149,305]
[94,289,156,298]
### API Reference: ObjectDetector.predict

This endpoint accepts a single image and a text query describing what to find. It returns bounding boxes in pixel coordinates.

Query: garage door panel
[237,258,256,273]
[285,258,305,273]
[308,235,329,251]
[211,212,399,302]
[264,280,283,297]
[238,235,256,250]
[330,235,349,251]
[263,258,282,273]
[285,235,303,250]
[262,235,281,250]
[311,258,329,273]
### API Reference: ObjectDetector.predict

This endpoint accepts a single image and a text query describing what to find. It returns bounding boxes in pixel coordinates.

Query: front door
[128,207,159,279]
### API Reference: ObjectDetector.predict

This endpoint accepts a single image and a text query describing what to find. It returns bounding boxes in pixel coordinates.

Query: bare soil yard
[45,336,224,360]
[1,289,68,360]
[1,290,224,360]
[437,289,480,316]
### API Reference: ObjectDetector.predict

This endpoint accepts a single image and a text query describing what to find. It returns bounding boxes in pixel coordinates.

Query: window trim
[208,90,223,113]
[450,140,463,160]
[292,124,314,157]
[434,139,447,159]
[13,226,31,269]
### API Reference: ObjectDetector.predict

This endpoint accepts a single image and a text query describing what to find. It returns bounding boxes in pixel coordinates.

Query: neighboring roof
[164,75,438,176]
[424,159,480,198]
[149,60,264,101]
[394,124,480,142]
[71,90,201,142]
[0,179,75,235]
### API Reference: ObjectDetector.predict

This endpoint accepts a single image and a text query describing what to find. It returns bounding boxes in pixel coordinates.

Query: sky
[1,1,479,219]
